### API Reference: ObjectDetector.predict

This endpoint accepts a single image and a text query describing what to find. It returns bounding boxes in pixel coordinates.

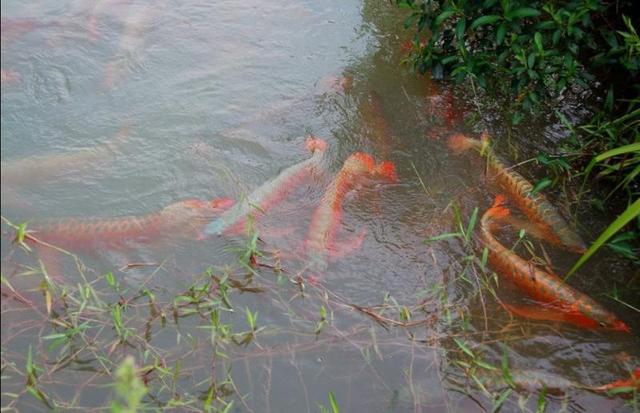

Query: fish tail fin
[376,161,398,182]
[305,136,327,153]
[447,134,478,154]
[595,368,640,392]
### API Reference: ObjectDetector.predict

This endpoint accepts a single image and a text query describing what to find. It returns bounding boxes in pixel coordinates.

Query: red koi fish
[481,195,629,332]
[304,153,397,273]
[27,198,234,251]
[449,133,586,253]
[205,137,327,236]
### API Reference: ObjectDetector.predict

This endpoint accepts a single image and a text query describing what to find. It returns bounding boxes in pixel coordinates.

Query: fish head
[578,305,631,332]
[341,76,354,91]
[208,197,235,211]
[305,136,327,153]
[609,319,631,333]
[344,152,376,175]
[447,134,476,153]
[375,161,398,182]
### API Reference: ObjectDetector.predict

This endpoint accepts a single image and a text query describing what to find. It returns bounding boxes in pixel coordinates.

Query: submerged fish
[477,368,640,395]
[102,2,160,90]
[1,68,20,85]
[304,152,397,272]
[480,195,629,332]
[27,198,234,251]
[1,124,130,188]
[204,137,327,236]
[448,133,586,253]
[1,18,59,47]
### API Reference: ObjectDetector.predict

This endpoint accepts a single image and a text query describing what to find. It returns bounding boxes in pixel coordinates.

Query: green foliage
[566,198,640,279]
[317,392,340,413]
[111,356,148,413]
[397,0,638,116]
[398,0,639,264]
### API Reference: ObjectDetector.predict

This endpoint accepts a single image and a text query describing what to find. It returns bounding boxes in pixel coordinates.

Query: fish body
[1,18,58,47]
[1,124,130,188]
[205,137,327,236]
[449,134,586,253]
[478,368,640,395]
[480,196,629,332]
[305,153,397,272]
[1,68,19,85]
[28,198,233,250]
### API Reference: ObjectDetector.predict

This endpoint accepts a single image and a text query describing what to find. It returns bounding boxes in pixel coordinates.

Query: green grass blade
[583,142,640,182]
[565,198,640,280]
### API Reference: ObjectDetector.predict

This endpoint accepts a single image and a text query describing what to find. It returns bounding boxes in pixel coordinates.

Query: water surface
[2,1,638,412]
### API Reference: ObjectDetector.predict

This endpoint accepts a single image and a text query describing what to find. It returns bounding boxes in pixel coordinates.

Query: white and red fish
[27,198,234,251]
[481,195,629,332]
[204,137,327,236]
[1,18,59,47]
[449,133,587,253]
[477,367,640,395]
[1,68,20,86]
[304,152,397,273]
[1,124,130,189]
[102,2,162,89]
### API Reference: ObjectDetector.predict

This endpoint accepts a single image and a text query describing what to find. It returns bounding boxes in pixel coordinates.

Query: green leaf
[496,23,506,45]
[424,233,461,243]
[534,32,543,53]
[404,12,419,29]
[456,19,466,40]
[470,15,501,30]
[464,207,479,244]
[583,142,640,180]
[506,7,540,20]
[492,389,512,413]
[453,337,475,358]
[565,198,640,280]
[328,392,340,413]
[435,10,455,26]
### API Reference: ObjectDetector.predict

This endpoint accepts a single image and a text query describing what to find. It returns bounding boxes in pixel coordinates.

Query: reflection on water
[1,0,638,411]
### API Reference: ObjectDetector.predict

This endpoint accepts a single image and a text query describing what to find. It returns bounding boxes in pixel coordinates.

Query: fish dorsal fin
[487,195,510,219]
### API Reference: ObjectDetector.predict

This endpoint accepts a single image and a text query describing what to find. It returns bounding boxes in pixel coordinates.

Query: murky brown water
[2,0,638,412]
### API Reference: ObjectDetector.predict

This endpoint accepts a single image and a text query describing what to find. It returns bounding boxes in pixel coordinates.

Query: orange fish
[481,195,629,332]
[28,198,234,251]
[449,133,586,253]
[304,153,397,273]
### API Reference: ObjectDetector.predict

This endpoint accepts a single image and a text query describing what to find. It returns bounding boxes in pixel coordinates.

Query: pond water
[1,0,638,412]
